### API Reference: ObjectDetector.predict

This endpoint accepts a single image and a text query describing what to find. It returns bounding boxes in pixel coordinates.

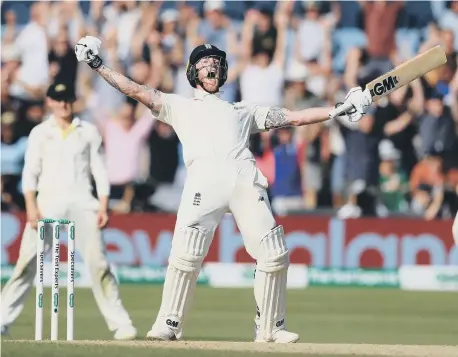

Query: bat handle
[328,101,355,119]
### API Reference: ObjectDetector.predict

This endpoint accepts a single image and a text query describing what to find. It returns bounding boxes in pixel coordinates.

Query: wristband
[334,102,357,115]
[88,55,103,70]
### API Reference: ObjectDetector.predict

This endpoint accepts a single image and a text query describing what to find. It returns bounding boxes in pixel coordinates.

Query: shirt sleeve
[21,128,42,193]
[241,101,271,134]
[153,92,175,126]
[89,126,110,197]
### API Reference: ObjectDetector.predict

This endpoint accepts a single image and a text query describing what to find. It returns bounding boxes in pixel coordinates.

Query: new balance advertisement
[2,212,456,267]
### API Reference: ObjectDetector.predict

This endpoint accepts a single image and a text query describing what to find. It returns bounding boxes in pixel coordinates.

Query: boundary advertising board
[2,213,456,267]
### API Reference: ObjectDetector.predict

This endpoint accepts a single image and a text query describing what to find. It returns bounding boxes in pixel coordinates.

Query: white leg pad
[254,225,289,342]
[153,227,211,339]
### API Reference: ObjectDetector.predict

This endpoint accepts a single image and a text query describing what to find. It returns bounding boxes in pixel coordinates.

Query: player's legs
[67,208,136,339]
[148,165,231,340]
[229,179,298,343]
[1,223,52,331]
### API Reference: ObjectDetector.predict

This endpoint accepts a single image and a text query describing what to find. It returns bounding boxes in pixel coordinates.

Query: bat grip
[328,101,355,119]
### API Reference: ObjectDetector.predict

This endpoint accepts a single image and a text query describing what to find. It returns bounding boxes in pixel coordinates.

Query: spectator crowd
[1,0,458,220]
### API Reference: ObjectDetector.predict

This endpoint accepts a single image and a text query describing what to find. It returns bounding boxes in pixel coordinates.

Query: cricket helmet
[186,44,228,89]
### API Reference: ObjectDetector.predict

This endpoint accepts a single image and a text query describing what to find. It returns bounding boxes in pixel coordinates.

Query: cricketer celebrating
[0,83,137,340]
[74,36,371,343]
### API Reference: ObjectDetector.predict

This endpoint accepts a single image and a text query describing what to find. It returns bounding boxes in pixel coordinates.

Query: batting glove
[340,87,373,122]
[74,36,103,70]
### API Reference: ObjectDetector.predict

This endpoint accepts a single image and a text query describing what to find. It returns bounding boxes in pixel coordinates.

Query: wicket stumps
[35,219,75,341]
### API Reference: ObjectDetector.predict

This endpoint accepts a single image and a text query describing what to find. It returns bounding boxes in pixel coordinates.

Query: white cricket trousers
[0,195,133,331]
[175,159,277,252]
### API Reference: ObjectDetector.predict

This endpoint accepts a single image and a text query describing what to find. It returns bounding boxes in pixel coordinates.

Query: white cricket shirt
[21,116,110,200]
[155,89,271,168]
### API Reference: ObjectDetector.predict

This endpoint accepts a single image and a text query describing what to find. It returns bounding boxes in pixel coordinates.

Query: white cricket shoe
[113,325,137,340]
[146,325,177,341]
[255,325,299,343]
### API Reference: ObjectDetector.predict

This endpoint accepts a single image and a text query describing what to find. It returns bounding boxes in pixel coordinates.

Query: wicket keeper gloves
[340,87,373,122]
[75,36,103,70]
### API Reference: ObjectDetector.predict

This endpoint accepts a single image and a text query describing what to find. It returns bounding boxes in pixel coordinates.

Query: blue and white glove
[74,36,103,69]
[340,86,373,122]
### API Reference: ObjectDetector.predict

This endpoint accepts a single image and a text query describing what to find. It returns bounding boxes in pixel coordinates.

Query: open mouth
[207,68,218,79]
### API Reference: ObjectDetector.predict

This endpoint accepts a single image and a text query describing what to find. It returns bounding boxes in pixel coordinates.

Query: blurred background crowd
[1,0,457,219]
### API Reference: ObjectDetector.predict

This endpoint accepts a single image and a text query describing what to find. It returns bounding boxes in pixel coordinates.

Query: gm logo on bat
[370,75,399,96]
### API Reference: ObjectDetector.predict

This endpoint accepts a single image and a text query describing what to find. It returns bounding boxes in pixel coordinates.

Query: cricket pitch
[5,340,458,357]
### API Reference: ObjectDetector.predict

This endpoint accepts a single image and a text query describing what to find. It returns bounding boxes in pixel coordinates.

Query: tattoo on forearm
[265,107,288,129]
[97,65,161,112]
[97,65,125,91]
[142,86,162,113]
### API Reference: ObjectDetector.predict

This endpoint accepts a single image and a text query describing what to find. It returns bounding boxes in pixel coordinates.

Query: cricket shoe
[113,325,137,340]
[146,325,178,341]
[254,324,299,343]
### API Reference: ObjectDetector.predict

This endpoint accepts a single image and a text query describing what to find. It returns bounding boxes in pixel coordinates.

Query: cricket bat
[330,45,447,117]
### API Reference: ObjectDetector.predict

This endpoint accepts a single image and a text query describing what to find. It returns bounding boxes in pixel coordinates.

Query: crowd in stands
[1,0,458,219]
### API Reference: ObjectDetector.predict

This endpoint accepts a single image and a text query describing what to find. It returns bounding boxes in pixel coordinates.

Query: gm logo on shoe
[166,319,179,328]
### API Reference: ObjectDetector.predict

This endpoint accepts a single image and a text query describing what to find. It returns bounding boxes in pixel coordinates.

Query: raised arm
[241,9,257,61]
[95,64,163,116]
[74,36,163,116]
[272,8,288,68]
[264,106,336,129]
[263,86,372,129]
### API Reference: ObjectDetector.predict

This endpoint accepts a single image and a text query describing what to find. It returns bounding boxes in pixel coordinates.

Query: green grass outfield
[2,286,457,357]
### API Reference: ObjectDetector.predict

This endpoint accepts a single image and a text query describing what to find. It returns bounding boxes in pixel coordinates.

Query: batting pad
[155,227,212,338]
[254,225,289,341]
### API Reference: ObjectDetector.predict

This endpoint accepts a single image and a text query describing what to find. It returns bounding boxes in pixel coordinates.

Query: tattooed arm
[264,106,336,129]
[74,36,163,114]
[95,65,163,116]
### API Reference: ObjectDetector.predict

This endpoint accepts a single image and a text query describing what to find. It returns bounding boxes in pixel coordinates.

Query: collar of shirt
[48,115,82,138]
[193,88,222,100]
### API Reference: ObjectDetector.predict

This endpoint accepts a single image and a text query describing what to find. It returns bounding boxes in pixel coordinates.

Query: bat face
[327,45,447,119]
[369,75,400,98]
[365,45,447,102]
